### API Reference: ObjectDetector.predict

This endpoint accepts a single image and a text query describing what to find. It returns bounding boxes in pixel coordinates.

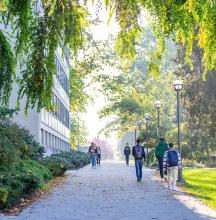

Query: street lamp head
[144,113,150,120]
[155,100,162,109]
[173,80,183,91]
[137,120,142,126]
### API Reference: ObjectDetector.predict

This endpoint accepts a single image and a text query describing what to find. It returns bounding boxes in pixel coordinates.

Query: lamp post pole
[134,128,137,145]
[77,116,80,151]
[138,120,142,137]
[155,101,162,138]
[173,80,184,182]
[144,113,150,167]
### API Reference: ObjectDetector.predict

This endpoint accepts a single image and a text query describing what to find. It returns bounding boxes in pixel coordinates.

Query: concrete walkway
[1,162,216,220]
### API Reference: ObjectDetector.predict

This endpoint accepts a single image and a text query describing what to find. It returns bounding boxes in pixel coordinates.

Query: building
[9,47,70,155]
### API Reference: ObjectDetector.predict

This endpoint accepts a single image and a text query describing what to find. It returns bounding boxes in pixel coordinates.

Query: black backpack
[167,150,178,167]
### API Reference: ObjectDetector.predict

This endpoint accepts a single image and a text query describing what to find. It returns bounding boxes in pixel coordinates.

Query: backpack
[167,150,178,167]
[134,145,142,158]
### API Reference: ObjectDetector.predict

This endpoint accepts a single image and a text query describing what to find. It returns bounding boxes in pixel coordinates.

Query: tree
[174,43,216,161]
[0,1,215,111]
[0,0,88,111]
[70,114,88,149]
[98,28,177,138]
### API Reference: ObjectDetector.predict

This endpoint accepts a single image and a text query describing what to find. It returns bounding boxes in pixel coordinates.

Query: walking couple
[88,142,101,168]
[155,137,182,191]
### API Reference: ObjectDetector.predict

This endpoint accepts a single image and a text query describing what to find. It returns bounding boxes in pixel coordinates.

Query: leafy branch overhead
[0,0,88,111]
[0,0,215,110]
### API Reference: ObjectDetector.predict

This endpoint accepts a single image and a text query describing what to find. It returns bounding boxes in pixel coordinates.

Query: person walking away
[163,143,181,191]
[124,143,131,166]
[155,137,168,182]
[89,143,98,168]
[132,139,146,182]
[97,146,101,166]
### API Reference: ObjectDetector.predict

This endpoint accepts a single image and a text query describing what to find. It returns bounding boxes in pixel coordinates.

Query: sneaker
[168,185,172,190]
[172,186,177,191]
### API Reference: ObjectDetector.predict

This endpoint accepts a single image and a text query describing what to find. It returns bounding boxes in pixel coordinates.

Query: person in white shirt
[163,143,181,191]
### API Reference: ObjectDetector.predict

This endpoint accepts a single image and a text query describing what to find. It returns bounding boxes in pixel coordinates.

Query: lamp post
[137,120,142,136]
[144,113,150,167]
[133,125,137,145]
[173,80,184,182]
[77,116,80,151]
[155,100,162,138]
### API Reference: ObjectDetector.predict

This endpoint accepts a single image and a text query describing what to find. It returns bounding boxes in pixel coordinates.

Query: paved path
[1,162,216,220]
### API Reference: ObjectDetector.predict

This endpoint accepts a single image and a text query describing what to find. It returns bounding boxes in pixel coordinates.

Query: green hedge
[41,150,90,173]
[0,121,90,209]
[0,160,52,208]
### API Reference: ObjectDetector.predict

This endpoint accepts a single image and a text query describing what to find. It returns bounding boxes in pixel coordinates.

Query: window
[41,129,44,145]
[45,131,48,147]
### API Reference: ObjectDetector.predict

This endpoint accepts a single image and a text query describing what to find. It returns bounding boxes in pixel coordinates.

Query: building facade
[10,47,70,155]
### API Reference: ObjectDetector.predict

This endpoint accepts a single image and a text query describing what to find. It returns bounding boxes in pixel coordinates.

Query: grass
[183,168,216,210]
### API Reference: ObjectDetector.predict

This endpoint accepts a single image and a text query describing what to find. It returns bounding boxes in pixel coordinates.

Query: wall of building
[9,48,70,156]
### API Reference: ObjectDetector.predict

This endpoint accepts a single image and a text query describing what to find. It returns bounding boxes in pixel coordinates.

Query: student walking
[132,139,146,182]
[163,143,181,191]
[155,137,168,182]
[97,146,101,166]
[89,143,98,168]
[124,143,131,166]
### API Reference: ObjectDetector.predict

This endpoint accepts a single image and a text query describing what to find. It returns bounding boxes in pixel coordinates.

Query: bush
[183,159,206,168]
[50,150,90,169]
[40,157,67,177]
[0,135,19,170]
[0,122,45,163]
[0,187,8,204]
[40,150,90,176]
[0,160,52,208]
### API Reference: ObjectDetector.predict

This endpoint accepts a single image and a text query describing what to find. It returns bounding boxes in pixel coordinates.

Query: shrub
[0,121,45,163]
[50,150,90,169]
[183,159,206,168]
[0,187,8,204]
[40,157,67,177]
[0,160,52,208]
[0,135,19,170]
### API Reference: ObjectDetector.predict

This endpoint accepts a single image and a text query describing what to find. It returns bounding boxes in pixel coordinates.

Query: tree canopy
[0,0,215,111]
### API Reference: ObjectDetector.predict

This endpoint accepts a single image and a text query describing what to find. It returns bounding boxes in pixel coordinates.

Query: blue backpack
[167,150,178,167]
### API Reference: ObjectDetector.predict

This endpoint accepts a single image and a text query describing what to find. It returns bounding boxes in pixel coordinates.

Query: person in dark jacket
[155,137,168,182]
[124,143,131,166]
[89,143,98,168]
[132,139,146,182]
[97,146,101,166]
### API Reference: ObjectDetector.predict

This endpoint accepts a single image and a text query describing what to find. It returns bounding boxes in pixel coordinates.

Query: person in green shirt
[155,137,168,182]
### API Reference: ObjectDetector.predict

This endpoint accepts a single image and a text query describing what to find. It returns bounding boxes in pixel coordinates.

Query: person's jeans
[125,155,129,165]
[158,157,164,179]
[97,154,101,165]
[135,159,143,179]
[91,154,97,167]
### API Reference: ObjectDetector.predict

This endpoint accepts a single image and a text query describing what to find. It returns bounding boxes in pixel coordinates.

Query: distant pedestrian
[124,143,131,166]
[97,146,101,166]
[163,143,181,191]
[155,137,168,182]
[89,143,98,168]
[132,139,146,182]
